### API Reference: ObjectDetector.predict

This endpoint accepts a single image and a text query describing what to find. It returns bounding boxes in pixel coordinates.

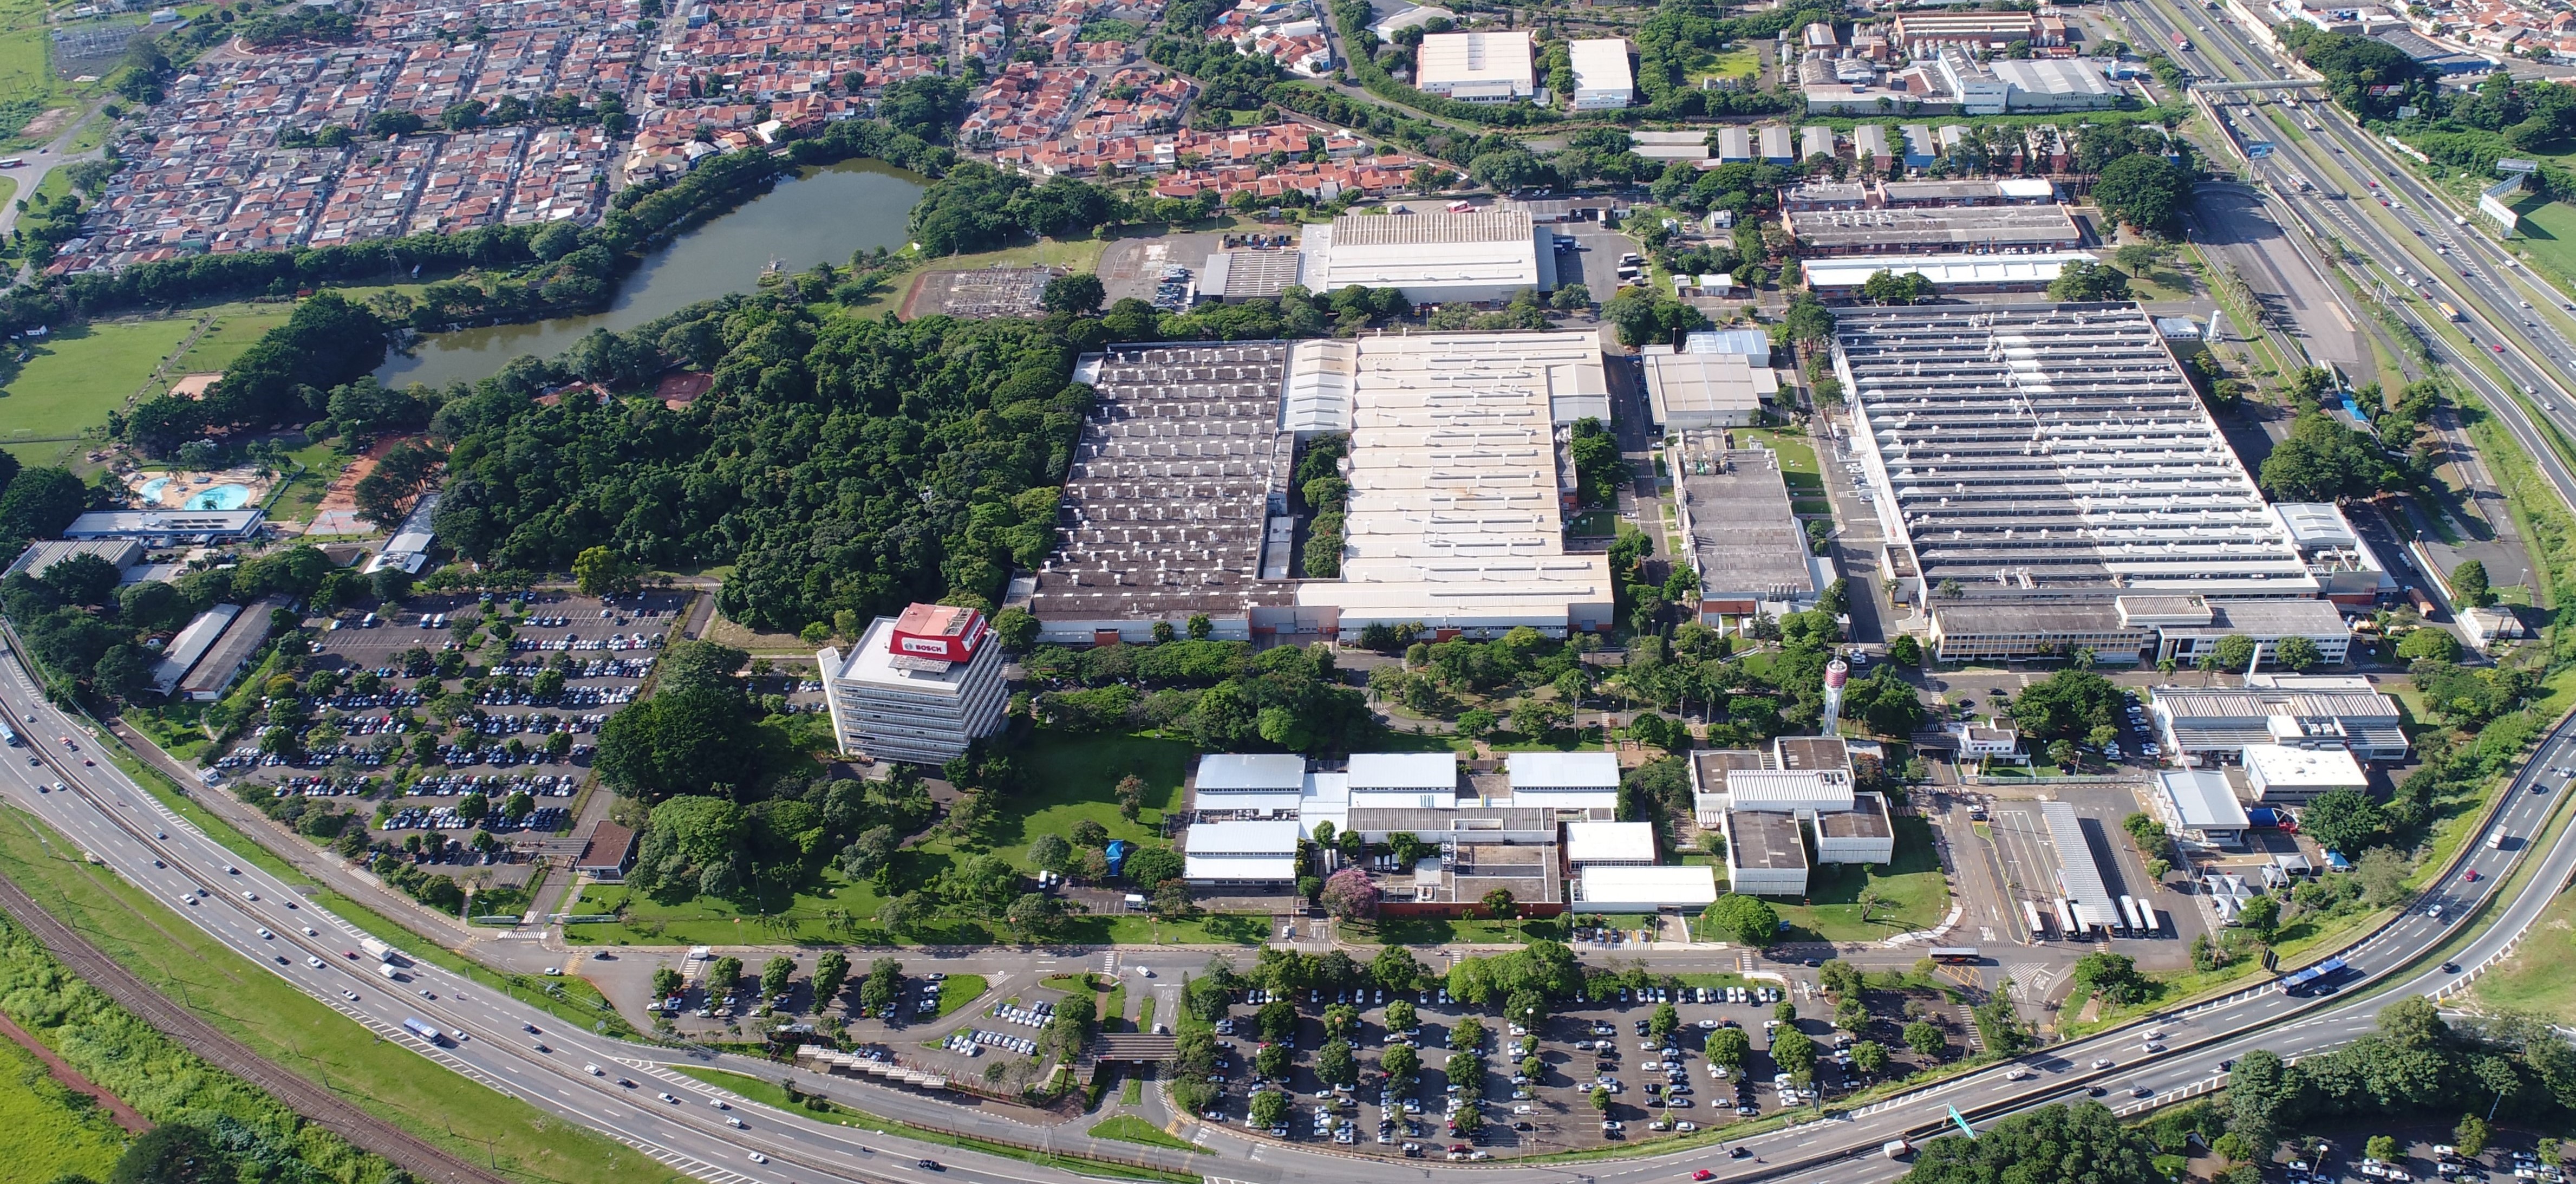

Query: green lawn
[1701,816,1951,943]
[569,730,1264,947]
[164,305,296,378]
[1352,916,1569,945]
[1088,1115,1201,1153]
[670,1066,1199,1183]
[0,804,683,1184]
[1735,427,1822,486]
[0,317,196,460]
[937,973,989,1018]
[0,1036,128,1184]
[2510,199,2576,306]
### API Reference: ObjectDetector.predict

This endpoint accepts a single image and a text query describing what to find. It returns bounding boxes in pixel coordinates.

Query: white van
[2489,829,2508,850]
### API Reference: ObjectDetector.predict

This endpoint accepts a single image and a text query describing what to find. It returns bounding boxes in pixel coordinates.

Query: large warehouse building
[1414,30,1535,101]
[1832,303,2323,663]
[1297,208,1556,305]
[1015,333,1613,645]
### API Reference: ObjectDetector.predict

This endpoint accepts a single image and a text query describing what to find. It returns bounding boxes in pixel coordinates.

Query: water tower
[1822,658,1850,736]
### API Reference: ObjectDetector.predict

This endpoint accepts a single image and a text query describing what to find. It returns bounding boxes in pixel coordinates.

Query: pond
[376,157,929,391]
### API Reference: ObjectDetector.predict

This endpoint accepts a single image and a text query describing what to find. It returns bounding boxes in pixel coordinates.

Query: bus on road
[1929,947,1982,965]
[2278,956,2351,995]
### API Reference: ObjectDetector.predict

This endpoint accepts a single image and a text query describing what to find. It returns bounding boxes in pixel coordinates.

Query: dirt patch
[17,107,74,144]
[306,435,417,535]
[699,608,824,655]
[0,1007,150,1133]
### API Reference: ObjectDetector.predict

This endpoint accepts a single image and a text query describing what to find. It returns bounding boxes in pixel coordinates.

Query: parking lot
[1192,971,1970,1159]
[2278,1131,2567,1184]
[209,589,691,867]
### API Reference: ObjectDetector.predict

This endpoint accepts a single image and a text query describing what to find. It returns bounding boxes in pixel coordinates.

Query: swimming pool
[184,484,253,511]
[136,477,170,501]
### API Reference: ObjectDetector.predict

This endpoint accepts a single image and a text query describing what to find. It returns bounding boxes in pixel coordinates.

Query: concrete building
[1629,129,1712,164]
[1988,58,2120,110]
[1190,753,1310,816]
[1899,123,1938,168]
[1347,752,1462,811]
[1415,30,1535,102]
[1297,207,1555,304]
[1799,125,1837,162]
[1759,124,1795,165]
[5,538,144,582]
[1640,346,1778,429]
[1670,432,1819,621]
[148,603,242,698]
[2153,769,2252,848]
[1927,601,2155,664]
[1835,305,2316,630]
[1199,248,1306,301]
[1688,749,1767,828]
[176,595,290,701]
[2462,605,2526,653]
[1722,810,1811,896]
[2120,595,2352,666]
[1946,719,2025,762]
[1564,821,1658,867]
[1853,123,1892,167]
[2272,503,2397,606]
[1804,251,2100,297]
[1574,864,1719,912]
[1814,793,1895,864]
[1566,38,1634,109]
[363,489,441,576]
[1783,203,2083,256]
[64,509,263,546]
[1713,126,1753,164]
[2241,743,2370,806]
[1503,751,1620,811]
[1890,11,2048,55]
[2150,681,2407,764]
[1019,334,1615,645]
[818,603,1009,764]
[1182,819,1302,884]
[1683,329,1772,367]
[1288,333,1615,638]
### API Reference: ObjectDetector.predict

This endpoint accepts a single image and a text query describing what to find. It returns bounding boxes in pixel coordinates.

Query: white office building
[1503,751,1620,811]
[1416,30,1535,101]
[1574,864,1719,912]
[1182,819,1302,885]
[1190,753,1309,816]
[818,604,1009,764]
[1564,821,1658,867]
[2241,744,2370,805]
[1566,38,1634,109]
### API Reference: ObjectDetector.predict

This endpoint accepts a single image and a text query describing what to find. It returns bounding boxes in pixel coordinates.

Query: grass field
[164,305,297,378]
[1088,1115,1199,1152]
[565,731,1270,947]
[1354,916,1570,945]
[937,973,989,1018]
[0,317,197,463]
[2511,199,2576,304]
[0,1036,129,1183]
[0,803,683,1184]
[1698,817,1951,944]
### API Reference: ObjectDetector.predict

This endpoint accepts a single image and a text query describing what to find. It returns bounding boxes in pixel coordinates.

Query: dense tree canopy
[435,304,1088,634]
[1900,1102,2161,1184]
[2089,154,2192,238]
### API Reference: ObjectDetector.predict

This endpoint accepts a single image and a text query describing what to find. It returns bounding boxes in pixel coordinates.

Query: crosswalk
[1101,951,1120,975]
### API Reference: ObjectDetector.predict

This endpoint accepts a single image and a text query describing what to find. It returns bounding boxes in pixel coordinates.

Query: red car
[2464,869,2481,882]
[1694,1172,1717,1181]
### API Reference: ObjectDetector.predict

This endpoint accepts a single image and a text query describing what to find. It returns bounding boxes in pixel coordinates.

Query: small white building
[1183,820,1302,886]
[2153,769,2251,848]
[1415,30,1535,102]
[1346,752,1462,810]
[1566,38,1634,109]
[148,603,241,698]
[1573,864,1719,912]
[1504,751,1620,811]
[2241,744,2369,806]
[2461,606,2525,653]
[1563,821,1658,867]
[1191,753,1309,816]
[817,604,1009,764]
[1946,718,2025,763]
[1719,769,1855,816]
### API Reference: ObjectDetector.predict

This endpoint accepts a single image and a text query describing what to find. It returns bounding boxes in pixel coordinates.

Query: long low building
[65,509,264,546]
[2150,678,2407,764]
[1297,207,1555,304]
[1783,204,2082,257]
[175,595,291,701]
[5,538,144,582]
[1671,432,1819,621]
[1182,819,1301,884]
[1805,251,2101,297]
[149,603,242,698]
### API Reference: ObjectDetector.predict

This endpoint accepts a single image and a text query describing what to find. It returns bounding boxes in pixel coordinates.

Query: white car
[302,927,318,936]
[747,1152,767,1165]
[306,956,325,968]
[257,928,275,940]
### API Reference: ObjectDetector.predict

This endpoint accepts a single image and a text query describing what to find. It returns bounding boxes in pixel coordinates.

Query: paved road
[11,620,2576,1184]
[0,105,109,243]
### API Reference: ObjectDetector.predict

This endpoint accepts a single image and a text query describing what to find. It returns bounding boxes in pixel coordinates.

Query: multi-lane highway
[8,617,2576,1184]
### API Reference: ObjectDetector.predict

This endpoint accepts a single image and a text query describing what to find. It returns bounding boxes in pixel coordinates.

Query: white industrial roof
[1505,751,1620,791]
[832,618,977,695]
[1642,349,1778,425]
[1567,37,1633,92]
[1996,177,2056,200]
[1184,819,1302,854]
[1564,821,1658,864]
[1416,30,1534,89]
[1185,853,1299,881]
[1682,329,1772,365]
[2272,503,2360,549]
[1577,864,1719,908]
[1289,333,1616,630]
[1721,769,1856,814]
[1297,210,1547,297]
[2155,769,2252,830]
[1348,752,1460,792]
[1805,251,2101,291]
[2243,744,2367,788]
[1195,753,1309,791]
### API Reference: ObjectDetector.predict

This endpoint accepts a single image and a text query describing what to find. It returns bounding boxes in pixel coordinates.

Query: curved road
[5,632,2576,1184]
